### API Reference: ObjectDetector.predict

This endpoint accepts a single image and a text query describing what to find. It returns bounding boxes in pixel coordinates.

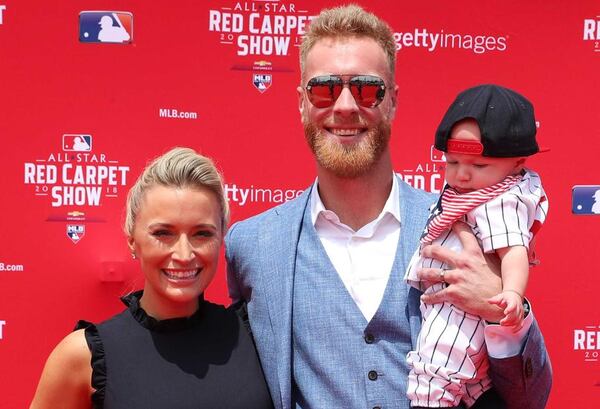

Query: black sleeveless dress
[76,291,274,409]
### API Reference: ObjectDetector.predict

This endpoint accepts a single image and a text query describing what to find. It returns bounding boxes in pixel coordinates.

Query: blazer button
[525,358,533,378]
[365,333,375,344]
[368,370,378,381]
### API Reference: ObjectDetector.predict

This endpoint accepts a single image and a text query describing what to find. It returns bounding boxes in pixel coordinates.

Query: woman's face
[128,185,222,318]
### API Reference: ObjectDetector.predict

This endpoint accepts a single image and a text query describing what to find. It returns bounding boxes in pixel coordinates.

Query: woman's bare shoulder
[29,329,93,409]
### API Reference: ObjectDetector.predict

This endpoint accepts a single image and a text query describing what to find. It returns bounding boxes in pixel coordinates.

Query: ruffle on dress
[74,290,208,408]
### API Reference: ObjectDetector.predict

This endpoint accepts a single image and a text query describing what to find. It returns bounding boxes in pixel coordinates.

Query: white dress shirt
[311,175,401,322]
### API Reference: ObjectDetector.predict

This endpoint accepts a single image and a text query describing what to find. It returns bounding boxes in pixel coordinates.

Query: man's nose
[332,86,360,115]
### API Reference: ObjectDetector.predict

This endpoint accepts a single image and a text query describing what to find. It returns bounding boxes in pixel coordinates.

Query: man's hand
[417,221,504,322]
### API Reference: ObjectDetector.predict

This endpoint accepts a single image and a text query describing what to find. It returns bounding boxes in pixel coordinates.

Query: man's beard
[303,118,391,178]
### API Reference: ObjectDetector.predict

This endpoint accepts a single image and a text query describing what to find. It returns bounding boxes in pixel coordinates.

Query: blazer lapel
[396,175,432,347]
[257,187,312,409]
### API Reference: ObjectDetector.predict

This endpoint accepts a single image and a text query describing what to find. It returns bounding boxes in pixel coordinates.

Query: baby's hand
[488,290,524,332]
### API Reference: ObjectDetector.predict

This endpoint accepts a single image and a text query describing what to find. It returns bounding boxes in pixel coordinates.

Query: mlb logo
[253,74,272,93]
[430,146,445,162]
[66,225,86,244]
[63,134,92,152]
[79,11,133,44]
[572,185,600,215]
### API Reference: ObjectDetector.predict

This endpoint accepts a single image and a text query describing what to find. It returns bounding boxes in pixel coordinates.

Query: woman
[30,147,274,409]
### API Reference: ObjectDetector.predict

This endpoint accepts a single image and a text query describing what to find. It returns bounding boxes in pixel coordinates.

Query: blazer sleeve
[225,222,244,304]
[488,316,552,409]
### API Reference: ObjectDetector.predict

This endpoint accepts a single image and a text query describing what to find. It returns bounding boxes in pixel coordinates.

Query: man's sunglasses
[304,74,387,108]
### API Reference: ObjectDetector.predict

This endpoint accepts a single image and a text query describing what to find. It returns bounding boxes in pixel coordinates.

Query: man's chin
[304,122,390,178]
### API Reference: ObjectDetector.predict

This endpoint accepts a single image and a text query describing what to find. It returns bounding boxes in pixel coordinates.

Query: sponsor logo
[208,1,316,56]
[225,183,303,206]
[231,60,293,72]
[46,210,105,223]
[231,59,293,92]
[0,5,6,25]
[0,320,5,340]
[572,185,600,214]
[67,224,85,243]
[574,326,600,362]
[394,28,507,54]
[23,134,130,208]
[79,11,133,44]
[252,60,273,92]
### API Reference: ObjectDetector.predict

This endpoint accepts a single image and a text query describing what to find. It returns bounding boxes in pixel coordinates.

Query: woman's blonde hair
[124,147,229,235]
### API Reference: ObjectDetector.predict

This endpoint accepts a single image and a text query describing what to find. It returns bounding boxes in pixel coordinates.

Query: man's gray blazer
[226,176,552,409]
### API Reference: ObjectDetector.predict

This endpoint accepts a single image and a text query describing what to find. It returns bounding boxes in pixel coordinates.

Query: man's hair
[300,4,396,80]
[125,147,229,235]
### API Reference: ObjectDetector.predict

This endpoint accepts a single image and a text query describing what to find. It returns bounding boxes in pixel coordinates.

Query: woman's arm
[30,329,93,409]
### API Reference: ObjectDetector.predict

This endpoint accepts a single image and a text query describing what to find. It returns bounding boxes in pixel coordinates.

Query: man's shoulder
[226,188,310,240]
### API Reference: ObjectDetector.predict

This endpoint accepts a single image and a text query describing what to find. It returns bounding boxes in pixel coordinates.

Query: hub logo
[63,134,92,152]
[572,185,600,214]
[67,224,85,243]
[79,11,133,44]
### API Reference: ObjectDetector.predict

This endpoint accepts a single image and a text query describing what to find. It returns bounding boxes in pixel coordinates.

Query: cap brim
[537,146,551,154]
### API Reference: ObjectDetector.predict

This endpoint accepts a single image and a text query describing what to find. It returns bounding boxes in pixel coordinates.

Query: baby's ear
[515,157,526,171]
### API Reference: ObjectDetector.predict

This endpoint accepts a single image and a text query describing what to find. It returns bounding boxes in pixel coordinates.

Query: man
[226,5,551,409]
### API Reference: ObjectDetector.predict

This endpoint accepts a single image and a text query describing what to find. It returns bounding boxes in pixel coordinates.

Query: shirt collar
[310,173,401,228]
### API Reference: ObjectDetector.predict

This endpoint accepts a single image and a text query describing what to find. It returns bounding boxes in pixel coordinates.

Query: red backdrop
[1,1,599,407]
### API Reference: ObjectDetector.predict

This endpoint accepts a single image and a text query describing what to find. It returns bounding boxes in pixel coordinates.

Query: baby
[405,84,548,408]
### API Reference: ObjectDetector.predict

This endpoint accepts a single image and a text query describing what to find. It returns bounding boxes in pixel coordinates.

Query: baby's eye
[473,164,488,169]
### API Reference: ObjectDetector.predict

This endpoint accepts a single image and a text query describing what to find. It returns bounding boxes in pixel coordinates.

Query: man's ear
[388,83,399,120]
[297,85,305,116]
[392,84,399,107]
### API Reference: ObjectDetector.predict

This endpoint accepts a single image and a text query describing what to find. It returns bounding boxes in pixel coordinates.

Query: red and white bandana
[421,174,522,244]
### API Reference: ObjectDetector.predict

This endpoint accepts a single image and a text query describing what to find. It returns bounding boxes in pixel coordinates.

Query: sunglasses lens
[306,75,385,108]
[350,76,385,108]
[307,76,343,108]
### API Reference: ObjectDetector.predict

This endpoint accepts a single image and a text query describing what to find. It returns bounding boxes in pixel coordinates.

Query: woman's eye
[151,230,171,237]
[194,230,213,238]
